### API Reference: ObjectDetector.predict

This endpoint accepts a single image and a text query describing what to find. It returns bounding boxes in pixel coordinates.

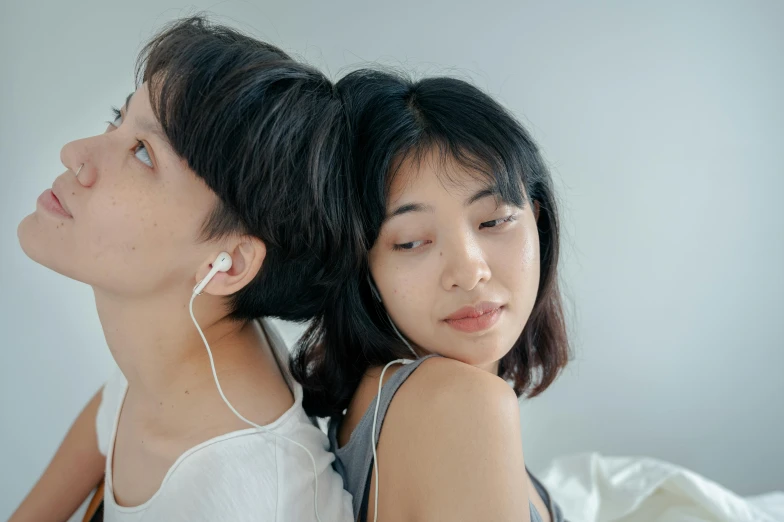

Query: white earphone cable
[370,309,419,522]
[371,358,410,522]
[189,292,323,522]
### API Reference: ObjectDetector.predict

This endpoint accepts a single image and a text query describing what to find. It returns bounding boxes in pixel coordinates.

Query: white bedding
[539,453,783,522]
[69,452,783,522]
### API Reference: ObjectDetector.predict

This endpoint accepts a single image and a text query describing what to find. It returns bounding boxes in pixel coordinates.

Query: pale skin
[338,150,549,522]
[12,83,292,520]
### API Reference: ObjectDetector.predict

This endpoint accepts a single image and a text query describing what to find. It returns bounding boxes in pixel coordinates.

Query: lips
[445,302,502,321]
[37,178,73,218]
[443,302,504,333]
[50,180,73,217]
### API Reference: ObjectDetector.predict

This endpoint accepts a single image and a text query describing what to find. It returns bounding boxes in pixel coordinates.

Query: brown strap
[83,479,105,522]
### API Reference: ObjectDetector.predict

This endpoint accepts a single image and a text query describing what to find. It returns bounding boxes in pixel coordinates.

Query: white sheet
[539,453,783,522]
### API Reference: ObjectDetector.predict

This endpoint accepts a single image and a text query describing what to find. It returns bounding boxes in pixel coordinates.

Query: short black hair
[136,16,356,322]
[292,69,570,418]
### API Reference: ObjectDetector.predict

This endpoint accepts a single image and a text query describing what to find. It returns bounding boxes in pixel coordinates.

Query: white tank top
[95,318,353,522]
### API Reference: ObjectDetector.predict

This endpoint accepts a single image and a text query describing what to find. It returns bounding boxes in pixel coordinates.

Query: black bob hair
[292,69,571,418]
[136,16,356,322]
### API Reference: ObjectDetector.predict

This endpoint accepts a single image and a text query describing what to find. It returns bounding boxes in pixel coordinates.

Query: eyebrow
[466,187,499,206]
[386,185,500,220]
[388,202,435,219]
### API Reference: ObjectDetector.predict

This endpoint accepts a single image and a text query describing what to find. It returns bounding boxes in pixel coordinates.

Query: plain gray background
[1,0,782,518]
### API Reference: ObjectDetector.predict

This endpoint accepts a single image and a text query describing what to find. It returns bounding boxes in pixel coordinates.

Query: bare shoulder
[375,357,528,521]
[396,356,520,420]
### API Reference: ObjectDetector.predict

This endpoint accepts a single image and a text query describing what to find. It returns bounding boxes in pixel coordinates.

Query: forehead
[125,83,152,113]
[125,84,160,129]
[124,83,178,155]
[387,148,494,206]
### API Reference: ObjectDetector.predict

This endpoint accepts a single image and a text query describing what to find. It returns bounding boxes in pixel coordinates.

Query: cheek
[81,183,198,273]
[86,192,159,255]
[373,257,435,335]
[379,265,418,307]
[520,232,540,276]
[502,229,541,314]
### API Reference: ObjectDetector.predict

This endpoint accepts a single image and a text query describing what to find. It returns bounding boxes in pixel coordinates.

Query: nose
[440,229,491,292]
[60,135,100,187]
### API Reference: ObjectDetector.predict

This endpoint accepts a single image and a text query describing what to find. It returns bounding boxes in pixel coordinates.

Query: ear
[194,236,267,296]
[533,200,541,223]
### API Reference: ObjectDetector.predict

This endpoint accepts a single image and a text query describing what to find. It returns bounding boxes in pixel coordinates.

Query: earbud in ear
[193,252,233,295]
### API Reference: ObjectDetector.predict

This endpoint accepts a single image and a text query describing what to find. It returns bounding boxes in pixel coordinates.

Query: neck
[93,287,263,425]
[480,359,501,375]
[410,346,501,375]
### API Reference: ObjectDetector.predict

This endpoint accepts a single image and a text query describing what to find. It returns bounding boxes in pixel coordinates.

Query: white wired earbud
[189,252,324,522]
[193,252,233,295]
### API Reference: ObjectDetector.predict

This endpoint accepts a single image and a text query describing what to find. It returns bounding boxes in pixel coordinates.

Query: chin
[17,215,79,280]
[439,340,507,372]
[17,213,44,263]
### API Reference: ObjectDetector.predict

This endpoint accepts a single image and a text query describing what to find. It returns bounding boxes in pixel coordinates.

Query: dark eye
[479,214,518,229]
[392,239,429,251]
[134,141,152,167]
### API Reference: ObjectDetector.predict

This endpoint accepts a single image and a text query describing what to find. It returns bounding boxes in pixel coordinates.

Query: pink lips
[443,302,504,333]
[37,188,72,218]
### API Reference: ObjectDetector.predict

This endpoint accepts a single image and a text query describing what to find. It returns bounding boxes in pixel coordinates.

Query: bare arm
[375,358,531,522]
[9,389,106,522]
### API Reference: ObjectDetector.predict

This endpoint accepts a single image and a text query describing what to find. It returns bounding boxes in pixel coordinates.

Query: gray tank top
[327,355,566,522]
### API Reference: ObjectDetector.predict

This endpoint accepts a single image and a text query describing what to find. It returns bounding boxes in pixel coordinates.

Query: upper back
[328,355,551,522]
[329,355,439,517]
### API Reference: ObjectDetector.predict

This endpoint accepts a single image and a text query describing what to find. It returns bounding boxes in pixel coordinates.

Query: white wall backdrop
[1,0,782,517]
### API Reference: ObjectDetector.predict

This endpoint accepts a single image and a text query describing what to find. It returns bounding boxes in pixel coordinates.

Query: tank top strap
[369,354,440,442]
